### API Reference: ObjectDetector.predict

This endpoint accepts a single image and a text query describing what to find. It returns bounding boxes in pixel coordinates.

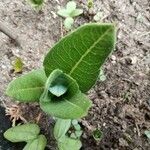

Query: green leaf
[4,124,40,143]
[49,84,68,97]
[40,69,92,119]
[94,12,103,22]
[12,57,24,73]
[23,135,47,150]
[30,0,43,5]
[54,119,71,141]
[144,130,150,139]
[98,69,106,81]
[66,1,76,13]
[40,91,91,119]
[27,0,44,10]
[64,17,74,30]
[6,69,47,102]
[88,0,93,8]
[70,9,83,17]
[44,23,116,92]
[57,9,70,18]
[58,136,82,150]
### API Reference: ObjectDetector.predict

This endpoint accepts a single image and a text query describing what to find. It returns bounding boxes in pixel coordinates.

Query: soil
[0,0,150,150]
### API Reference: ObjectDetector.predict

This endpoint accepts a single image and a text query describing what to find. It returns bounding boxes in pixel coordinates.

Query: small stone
[125,56,137,65]
[111,55,116,61]
[119,138,129,147]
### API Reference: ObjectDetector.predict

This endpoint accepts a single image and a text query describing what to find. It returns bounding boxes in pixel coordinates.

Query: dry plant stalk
[0,20,22,46]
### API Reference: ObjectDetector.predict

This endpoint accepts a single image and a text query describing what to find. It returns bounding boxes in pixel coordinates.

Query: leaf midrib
[8,86,44,94]
[69,27,112,75]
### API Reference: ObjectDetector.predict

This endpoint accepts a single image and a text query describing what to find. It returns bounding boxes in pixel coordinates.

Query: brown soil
[0,0,150,150]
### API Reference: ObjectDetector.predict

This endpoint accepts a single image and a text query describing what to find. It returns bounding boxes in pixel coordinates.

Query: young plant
[87,0,94,9]
[98,69,106,81]
[5,23,116,149]
[26,0,44,10]
[12,57,24,73]
[54,119,82,150]
[4,123,47,150]
[57,1,83,30]
[92,128,103,141]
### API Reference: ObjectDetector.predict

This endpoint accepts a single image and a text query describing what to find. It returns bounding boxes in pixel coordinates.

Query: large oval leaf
[40,91,91,119]
[23,135,47,150]
[4,124,40,142]
[54,119,71,141]
[44,23,116,92]
[6,69,47,102]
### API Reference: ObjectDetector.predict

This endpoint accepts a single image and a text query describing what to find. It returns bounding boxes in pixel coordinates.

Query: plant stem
[0,20,21,47]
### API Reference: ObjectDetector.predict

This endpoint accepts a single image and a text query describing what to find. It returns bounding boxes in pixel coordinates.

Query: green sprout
[87,0,94,9]
[26,0,44,10]
[57,1,83,30]
[92,128,103,141]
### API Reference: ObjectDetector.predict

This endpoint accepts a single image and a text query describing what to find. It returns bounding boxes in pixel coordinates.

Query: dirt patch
[0,0,150,150]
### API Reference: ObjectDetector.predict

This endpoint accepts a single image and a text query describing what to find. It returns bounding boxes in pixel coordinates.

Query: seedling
[94,12,103,22]
[54,119,82,150]
[4,123,47,150]
[87,0,94,9]
[92,128,103,141]
[98,69,106,81]
[26,0,44,10]
[5,23,116,149]
[57,1,83,29]
[12,57,24,73]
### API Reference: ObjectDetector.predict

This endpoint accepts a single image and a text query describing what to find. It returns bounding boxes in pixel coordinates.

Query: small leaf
[72,120,78,125]
[6,69,47,102]
[49,84,68,97]
[12,57,24,73]
[57,9,70,18]
[87,0,93,8]
[94,12,103,22]
[70,9,83,17]
[66,1,76,13]
[75,130,83,138]
[92,129,103,141]
[4,124,40,143]
[54,119,71,141]
[58,136,82,150]
[98,69,106,81]
[27,0,44,10]
[64,17,74,30]
[144,130,150,139]
[23,135,47,150]
[44,23,116,92]
[74,124,81,131]
[40,69,92,119]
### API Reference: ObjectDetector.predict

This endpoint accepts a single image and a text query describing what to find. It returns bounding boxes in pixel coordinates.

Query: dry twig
[0,20,22,47]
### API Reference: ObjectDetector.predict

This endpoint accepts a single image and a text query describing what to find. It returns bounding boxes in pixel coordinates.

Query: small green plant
[94,12,103,22]
[4,123,47,150]
[98,69,106,81]
[87,0,94,9]
[57,1,83,30]
[26,0,44,10]
[92,128,103,141]
[12,57,24,73]
[54,119,82,150]
[4,23,116,149]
